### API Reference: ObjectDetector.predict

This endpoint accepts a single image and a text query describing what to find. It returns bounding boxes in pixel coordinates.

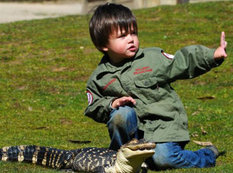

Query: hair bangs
[118,19,137,35]
[111,13,138,36]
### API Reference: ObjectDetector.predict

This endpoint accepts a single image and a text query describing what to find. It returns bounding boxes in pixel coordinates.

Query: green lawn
[0,1,232,172]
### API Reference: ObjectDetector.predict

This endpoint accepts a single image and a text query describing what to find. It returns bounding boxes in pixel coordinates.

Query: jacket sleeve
[157,45,223,83]
[84,77,116,124]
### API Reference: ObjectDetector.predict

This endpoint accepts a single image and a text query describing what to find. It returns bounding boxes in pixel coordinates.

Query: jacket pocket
[134,77,160,103]
[134,77,158,88]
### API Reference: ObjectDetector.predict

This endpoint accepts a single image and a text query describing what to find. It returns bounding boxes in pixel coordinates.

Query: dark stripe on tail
[0,145,76,169]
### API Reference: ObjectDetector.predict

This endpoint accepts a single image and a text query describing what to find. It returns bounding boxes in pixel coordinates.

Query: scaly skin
[0,139,156,173]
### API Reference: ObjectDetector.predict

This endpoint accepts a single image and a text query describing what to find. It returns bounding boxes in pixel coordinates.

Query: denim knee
[108,106,136,128]
[107,106,138,150]
[149,143,176,170]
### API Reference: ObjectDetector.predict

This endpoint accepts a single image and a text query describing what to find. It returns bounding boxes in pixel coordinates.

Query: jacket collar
[98,48,144,73]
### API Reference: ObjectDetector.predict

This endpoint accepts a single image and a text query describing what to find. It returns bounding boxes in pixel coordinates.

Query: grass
[0,1,232,172]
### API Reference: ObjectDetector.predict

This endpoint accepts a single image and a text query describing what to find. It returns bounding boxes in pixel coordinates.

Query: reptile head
[110,139,155,173]
[120,138,156,159]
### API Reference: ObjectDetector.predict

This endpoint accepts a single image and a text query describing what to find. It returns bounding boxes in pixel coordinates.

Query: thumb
[220,31,227,49]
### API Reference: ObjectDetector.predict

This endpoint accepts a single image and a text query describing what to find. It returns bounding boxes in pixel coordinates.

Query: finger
[129,99,136,105]
[123,96,133,102]
[127,97,136,104]
[122,97,136,105]
[126,98,135,104]
[131,98,136,104]
[221,47,227,58]
[220,31,226,48]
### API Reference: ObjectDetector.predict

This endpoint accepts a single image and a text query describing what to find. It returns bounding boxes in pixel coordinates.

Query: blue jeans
[107,106,139,150]
[147,142,216,170]
[107,106,216,170]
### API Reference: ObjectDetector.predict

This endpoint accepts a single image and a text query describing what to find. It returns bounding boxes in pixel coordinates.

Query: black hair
[89,3,138,52]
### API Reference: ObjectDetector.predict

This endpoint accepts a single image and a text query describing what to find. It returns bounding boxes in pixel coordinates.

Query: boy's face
[102,26,139,64]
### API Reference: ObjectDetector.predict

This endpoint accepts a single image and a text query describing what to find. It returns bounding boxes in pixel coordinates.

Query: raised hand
[111,96,136,109]
[214,32,227,59]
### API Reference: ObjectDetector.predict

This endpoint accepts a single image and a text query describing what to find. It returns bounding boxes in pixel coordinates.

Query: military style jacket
[85,45,221,142]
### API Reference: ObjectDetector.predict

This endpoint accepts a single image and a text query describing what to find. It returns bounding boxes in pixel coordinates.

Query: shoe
[206,145,226,158]
[140,162,148,173]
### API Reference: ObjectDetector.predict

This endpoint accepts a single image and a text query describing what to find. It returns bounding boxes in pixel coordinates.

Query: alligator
[0,138,156,173]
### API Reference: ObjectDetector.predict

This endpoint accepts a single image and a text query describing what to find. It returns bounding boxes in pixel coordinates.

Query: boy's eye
[119,33,127,38]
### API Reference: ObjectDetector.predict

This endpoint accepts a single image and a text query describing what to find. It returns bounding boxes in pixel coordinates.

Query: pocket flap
[134,77,158,88]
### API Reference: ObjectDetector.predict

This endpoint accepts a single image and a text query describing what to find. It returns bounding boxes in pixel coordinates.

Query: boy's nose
[127,34,134,42]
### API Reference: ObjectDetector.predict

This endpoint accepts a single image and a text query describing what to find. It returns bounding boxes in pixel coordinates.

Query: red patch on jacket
[103,78,117,91]
[134,66,152,75]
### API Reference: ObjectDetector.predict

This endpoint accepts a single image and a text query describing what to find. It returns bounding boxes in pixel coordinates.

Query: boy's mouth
[128,45,137,52]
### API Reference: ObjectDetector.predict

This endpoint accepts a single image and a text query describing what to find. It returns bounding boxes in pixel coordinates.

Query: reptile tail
[0,145,75,169]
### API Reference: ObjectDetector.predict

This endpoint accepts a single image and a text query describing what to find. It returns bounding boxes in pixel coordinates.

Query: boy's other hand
[214,31,227,59]
[112,96,136,109]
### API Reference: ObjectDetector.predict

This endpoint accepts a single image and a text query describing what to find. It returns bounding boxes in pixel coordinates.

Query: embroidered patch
[86,90,93,105]
[103,78,116,91]
[134,66,152,75]
[161,50,174,60]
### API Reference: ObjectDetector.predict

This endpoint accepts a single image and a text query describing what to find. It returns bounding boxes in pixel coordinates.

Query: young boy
[85,3,227,171]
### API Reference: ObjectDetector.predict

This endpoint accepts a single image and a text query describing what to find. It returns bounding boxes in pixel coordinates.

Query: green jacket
[85,45,221,142]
